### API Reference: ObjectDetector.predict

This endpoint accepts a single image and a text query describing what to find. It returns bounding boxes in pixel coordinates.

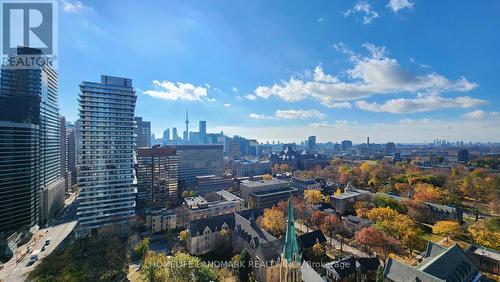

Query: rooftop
[241,178,289,188]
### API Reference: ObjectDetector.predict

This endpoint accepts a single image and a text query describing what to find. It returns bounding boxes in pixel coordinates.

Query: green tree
[135,237,150,260]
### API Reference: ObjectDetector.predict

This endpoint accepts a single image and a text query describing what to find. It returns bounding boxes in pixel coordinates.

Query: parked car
[44,238,51,245]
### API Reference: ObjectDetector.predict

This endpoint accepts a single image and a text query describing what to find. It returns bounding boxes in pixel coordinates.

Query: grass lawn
[422,233,444,243]
[28,235,129,282]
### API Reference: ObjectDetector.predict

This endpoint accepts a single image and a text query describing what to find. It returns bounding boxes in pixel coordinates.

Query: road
[0,192,79,282]
[295,222,369,258]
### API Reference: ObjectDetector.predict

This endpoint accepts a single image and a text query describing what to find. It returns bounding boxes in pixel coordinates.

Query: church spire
[283,192,301,263]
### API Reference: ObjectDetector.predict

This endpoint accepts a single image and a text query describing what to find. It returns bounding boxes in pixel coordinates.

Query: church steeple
[283,193,301,263]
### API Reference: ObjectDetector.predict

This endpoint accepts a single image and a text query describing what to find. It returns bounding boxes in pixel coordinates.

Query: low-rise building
[384,242,481,282]
[232,160,273,177]
[290,177,322,195]
[248,187,298,209]
[466,244,500,275]
[240,178,289,202]
[145,190,244,232]
[186,211,283,282]
[193,174,234,195]
[330,183,372,215]
[324,257,380,282]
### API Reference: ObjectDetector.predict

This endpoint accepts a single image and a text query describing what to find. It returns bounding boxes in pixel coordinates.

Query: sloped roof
[298,230,327,250]
[187,213,235,235]
[301,261,325,282]
[419,244,479,281]
[356,257,380,272]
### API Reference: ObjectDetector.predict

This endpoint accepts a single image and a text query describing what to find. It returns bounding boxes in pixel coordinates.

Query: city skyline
[57,0,500,143]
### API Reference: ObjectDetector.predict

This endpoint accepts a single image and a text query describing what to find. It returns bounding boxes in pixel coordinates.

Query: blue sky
[58,0,500,143]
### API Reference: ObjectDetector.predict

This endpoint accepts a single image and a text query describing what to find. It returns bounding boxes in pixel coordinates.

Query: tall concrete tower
[183,109,189,142]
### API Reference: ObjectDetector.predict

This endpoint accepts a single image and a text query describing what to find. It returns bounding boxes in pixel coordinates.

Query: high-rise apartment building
[66,122,77,187]
[173,145,224,186]
[0,47,65,241]
[76,75,137,237]
[134,117,151,148]
[136,146,178,208]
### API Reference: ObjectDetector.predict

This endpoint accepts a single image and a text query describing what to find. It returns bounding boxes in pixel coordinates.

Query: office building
[134,117,151,148]
[172,127,179,141]
[307,136,316,152]
[194,174,234,195]
[173,145,224,186]
[0,47,65,242]
[232,160,272,177]
[229,139,240,159]
[199,120,207,144]
[136,146,178,208]
[239,178,289,201]
[77,75,137,237]
[341,140,353,152]
[248,187,298,209]
[458,149,469,163]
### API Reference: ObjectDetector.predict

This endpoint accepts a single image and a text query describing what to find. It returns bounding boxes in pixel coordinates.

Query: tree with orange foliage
[320,215,342,245]
[311,211,327,229]
[355,227,401,261]
[413,183,443,203]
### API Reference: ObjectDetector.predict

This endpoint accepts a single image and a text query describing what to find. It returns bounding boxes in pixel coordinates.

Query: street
[0,192,79,282]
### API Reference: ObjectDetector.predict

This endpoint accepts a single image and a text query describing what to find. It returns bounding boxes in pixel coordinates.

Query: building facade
[0,47,64,241]
[146,190,244,232]
[134,117,151,149]
[173,145,224,186]
[136,146,178,208]
[76,75,137,237]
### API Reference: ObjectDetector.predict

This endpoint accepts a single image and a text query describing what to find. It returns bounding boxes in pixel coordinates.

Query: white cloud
[224,103,232,107]
[318,17,325,22]
[387,0,414,13]
[462,110,500,120]
[245,94,257,100]
[250,44,478,110]
[232,87,238,92]
[310,120,358,128]
[356,95,487,113]
[274,109,326,119]
[249,113,273,120]
[343,1,380,25]
[143,80,214,102]
[399,118,438,125]
[249,109,326,120]
[62,0,84,13]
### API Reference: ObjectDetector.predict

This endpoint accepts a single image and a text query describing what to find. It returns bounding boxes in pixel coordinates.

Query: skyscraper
[341,140,353,152]
[307,136,316,152]
[136,146,178,208]
[162,128,170,146]
[0,47,65,240]
[77,75,137,237]
[199,120,207,144]
[172,127,179,142]
[134,117,151,148]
